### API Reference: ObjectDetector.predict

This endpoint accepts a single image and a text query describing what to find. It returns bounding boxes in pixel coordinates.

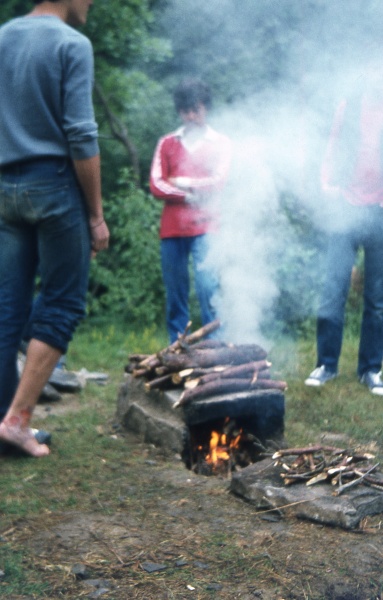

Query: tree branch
[94,82,140,183]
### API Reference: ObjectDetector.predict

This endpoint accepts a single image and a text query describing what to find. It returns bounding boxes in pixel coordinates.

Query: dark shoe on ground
[31,429,52,445]
[304,365,337,387]
[360,371,383,395]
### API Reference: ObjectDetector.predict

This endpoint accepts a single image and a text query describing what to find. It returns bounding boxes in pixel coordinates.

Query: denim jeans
[161,235,218,342]
[316,204,383,377]
[0,157,91,420]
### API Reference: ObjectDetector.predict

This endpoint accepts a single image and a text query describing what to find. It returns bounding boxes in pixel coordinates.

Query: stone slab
[116,376,187,454]
[230,458,383,529]
[182,389,285,442]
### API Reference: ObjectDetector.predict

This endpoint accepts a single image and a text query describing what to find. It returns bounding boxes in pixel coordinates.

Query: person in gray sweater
[0,0,109,457]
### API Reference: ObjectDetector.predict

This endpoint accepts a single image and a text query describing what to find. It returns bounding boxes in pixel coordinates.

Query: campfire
[124,320,287,475]
[187,417,264,476]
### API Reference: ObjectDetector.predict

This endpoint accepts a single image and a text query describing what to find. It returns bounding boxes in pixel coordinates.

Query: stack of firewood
[125,320,287,408]
[272,445,383,495]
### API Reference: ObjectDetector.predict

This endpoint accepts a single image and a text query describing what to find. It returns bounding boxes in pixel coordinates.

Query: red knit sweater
[150,125,231,238]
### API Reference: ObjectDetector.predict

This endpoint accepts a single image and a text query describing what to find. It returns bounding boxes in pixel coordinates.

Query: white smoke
[159,0,383,343]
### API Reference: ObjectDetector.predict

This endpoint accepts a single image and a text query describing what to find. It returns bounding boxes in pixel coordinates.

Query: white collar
[174,124,218,141]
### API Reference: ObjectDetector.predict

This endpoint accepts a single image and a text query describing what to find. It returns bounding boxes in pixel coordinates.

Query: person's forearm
[73,155,104,223]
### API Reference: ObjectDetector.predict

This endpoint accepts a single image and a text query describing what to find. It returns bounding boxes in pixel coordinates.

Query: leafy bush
[266,193,324,337]
[87,169,165,328]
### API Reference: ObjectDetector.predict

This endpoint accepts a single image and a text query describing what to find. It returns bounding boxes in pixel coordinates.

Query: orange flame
[205,428,243,464]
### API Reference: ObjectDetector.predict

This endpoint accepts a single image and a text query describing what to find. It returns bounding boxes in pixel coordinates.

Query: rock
[88,589,110,599]
[193,561,210,569]
[230,458,383,529]
[71,563,89,579]
[39,382,62,402]
[116,376,188,455]
[48,367,85,393]
[141,562,167,573]
[206,583,223,591]
[175,559,188,567]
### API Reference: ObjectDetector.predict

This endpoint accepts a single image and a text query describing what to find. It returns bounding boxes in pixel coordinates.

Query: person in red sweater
[150,78,231,342]
[305,62,383,394]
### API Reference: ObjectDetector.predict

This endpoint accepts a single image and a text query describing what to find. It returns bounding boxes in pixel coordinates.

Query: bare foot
[0,419,50,458]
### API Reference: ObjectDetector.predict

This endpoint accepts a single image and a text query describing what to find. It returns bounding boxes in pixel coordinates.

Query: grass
[269,328,383,452]
[0,319,382,598]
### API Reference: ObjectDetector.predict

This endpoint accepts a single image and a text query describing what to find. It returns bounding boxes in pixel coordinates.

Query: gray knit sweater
[0,15,99,165]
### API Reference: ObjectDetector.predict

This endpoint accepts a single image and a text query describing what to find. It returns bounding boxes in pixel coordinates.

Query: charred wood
[138,320,221,371]
[189,339,228,350]
[161,344,268,371]
[176,377,288,407]
[128,353,150,362]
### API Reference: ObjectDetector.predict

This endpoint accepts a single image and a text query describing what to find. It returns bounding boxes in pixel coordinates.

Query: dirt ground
[2,398,383,600]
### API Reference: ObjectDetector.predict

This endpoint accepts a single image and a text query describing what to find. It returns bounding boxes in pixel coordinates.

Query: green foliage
[87,169,165,327]
[269,193,323,337]
[96,68,174,188]
[0,0,29,23]
[84,0,170,68]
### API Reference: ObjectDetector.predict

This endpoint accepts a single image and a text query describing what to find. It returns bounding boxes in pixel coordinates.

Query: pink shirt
[347,97,383,205]
[321,97,383,206]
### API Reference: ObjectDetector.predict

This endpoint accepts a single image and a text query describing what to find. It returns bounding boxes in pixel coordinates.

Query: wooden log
[272,446,346,459]
[155,366,170,376]
[144,373,177,391]
[179,366,226,379]
[129,353,150,362]
[161,344,267,371]
[192,360,272,387]
[189,339,228,350]
[131,368,149,378]
[138,320,221,370]
[175,376,287,407]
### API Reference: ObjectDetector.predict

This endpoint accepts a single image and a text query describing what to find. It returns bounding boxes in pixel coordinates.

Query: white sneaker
[360,371,383,395]
[304,365,337,387]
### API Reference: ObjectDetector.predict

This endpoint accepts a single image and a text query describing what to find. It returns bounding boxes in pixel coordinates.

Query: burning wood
[272,446,383,494]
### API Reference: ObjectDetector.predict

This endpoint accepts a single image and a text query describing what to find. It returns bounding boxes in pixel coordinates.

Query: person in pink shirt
[150,78,231,342]
[305,63,383,394]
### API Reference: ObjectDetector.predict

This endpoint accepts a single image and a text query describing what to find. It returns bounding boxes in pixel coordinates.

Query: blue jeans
[161,235,218,342]
[316,204,383,377]
[0,157,91,420]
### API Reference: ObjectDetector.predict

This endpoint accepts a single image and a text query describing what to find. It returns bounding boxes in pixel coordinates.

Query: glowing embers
[187,417,265,476]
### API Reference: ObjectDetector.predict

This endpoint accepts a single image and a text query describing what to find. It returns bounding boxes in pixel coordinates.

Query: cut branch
[176,377,287,407]
[192,360,272,387]
[138,320,221,371]
[161,344,268,371]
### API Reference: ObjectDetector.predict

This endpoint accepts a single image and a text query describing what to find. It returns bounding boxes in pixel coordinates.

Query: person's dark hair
[173,78,212,113]
[33,0,60,4]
